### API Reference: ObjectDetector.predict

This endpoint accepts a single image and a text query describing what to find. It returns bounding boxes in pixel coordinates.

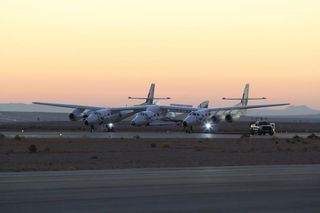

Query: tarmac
[1,131,319,139]
[0,165,319,212]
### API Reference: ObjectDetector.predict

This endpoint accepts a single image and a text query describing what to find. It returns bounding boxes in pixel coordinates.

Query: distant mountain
[0,103,71,113]
[248,105,320,116]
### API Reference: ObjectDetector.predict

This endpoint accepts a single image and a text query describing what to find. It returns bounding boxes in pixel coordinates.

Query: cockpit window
[192,113,196,116]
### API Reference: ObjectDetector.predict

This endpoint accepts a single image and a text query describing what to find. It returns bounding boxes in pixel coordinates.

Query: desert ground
[1,112,320,172]
[1,134,320,172]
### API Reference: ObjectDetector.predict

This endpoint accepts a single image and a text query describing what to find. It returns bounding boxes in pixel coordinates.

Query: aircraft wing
[148,120,180,126]
[33,102,151,113]
[32,102,104,110]
[206,103,290,113]
[33,102,289,114]
[159,105,199,113]
[109,105,198,113]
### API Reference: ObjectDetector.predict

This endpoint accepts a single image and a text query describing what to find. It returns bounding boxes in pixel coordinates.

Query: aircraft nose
[183,115,196,127]
[85,114,98,126]
[131,116,145,126]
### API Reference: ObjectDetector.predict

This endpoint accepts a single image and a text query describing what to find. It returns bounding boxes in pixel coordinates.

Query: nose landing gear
[90,125,94,132]
[106,123,114,132]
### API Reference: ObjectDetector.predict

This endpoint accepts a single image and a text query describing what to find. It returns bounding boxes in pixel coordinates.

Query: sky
[0,0,319,109]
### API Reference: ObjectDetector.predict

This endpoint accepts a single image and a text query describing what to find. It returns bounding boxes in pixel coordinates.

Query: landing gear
[106,123,114,132]
[106,126,114,132]
[90,125,95,132]
[88,124,114,132]
[185,126,193,133]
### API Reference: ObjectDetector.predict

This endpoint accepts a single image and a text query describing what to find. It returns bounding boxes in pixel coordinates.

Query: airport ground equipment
[250,121,275,136]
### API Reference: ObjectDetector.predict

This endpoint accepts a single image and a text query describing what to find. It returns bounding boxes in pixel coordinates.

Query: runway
[1,131,319,139]
[0,165,319,212]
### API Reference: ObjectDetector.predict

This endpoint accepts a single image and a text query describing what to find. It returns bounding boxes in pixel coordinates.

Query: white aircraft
[181,84,288,132]
[130,100,209,126]
[34,83,289,133]
[33,83,170,131]
[210,84,263,124]
[129,84,289,133]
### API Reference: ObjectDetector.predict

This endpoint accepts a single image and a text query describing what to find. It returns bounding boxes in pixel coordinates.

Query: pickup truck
[249,121,275,136]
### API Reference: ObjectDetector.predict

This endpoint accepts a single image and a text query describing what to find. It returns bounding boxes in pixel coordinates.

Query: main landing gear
[88,123,114,132]
[184,126,193,133]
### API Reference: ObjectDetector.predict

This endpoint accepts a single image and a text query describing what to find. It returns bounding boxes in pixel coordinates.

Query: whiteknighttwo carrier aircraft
[33,83,289,133]
[129,84,289,133]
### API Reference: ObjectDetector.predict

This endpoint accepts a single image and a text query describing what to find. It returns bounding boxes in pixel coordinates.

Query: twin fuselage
[33,83,289,132]
[81,104,244,130]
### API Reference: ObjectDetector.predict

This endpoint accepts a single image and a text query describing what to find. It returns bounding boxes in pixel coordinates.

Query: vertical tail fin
[241,84,250,106]
[198,100,209,108]
[145,83,155,104]
[128,83,170,105]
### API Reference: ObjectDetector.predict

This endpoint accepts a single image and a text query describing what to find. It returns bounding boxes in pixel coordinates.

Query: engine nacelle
[211,114,225,123]
[131,111,156,126]
[69,109,84,121]
[225,113,241,123]
[82,110,93,119]
[165,112,176,119]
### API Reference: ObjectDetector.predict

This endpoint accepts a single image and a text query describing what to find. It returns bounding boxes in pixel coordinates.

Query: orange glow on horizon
[0,0,319,108]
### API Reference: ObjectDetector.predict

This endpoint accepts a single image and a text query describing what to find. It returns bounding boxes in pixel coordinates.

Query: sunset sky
[1,0,319,108]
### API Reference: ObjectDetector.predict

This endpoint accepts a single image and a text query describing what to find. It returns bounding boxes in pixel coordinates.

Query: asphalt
[1,131,319,139]
[0,165,320,213]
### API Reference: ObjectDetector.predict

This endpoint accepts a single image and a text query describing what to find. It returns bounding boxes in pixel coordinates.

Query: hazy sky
[1,0,319,108]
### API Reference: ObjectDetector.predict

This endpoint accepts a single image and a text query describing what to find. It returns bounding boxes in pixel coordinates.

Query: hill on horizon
[0,103,71,113]
[248,105,320,116]
[0,103,319,116]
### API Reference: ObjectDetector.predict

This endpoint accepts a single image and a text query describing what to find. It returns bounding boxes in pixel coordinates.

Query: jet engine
[225,113,241,123]
[211,114,225,123]
[69,109,84,121]
[165,112,176,119]
[82,110,93,119]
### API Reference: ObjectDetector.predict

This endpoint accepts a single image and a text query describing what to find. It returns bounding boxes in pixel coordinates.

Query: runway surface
[0,165,320,212]
[1,131,319,139]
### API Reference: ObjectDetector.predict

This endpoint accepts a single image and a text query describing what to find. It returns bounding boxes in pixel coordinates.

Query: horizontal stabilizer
[222,97,266,100]
[128,97,171,100]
